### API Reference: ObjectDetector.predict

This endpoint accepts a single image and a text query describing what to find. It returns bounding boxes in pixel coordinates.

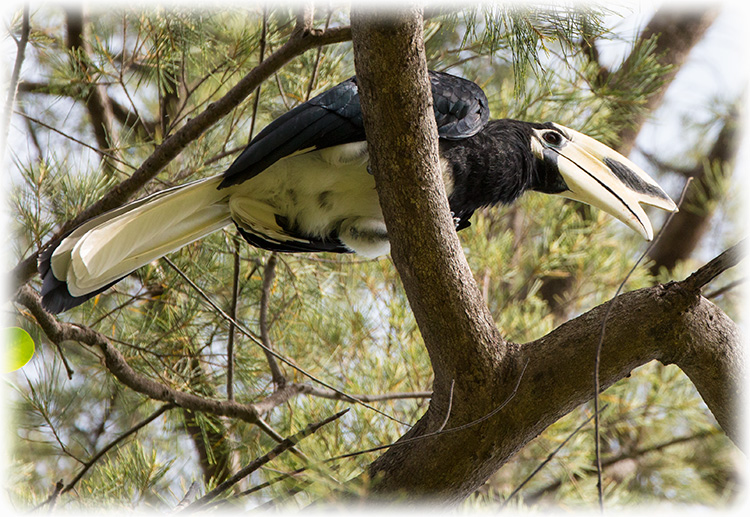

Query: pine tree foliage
[5,4,743,511]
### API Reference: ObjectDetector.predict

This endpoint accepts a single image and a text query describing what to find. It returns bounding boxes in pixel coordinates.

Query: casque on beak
[531,123,678,240]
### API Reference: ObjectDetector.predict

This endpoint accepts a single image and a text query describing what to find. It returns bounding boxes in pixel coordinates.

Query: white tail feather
[52,175,231,297]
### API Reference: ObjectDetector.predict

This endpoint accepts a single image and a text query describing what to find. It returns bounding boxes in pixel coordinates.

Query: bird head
[529,123,677,240]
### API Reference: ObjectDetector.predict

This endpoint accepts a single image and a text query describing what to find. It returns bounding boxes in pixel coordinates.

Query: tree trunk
[351,7,743,504]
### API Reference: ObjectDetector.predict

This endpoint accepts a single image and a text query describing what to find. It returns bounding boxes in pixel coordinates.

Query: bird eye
[542,131,564,147]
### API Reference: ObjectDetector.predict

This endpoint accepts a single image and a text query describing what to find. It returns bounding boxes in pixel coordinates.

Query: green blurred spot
[4,327,35,373]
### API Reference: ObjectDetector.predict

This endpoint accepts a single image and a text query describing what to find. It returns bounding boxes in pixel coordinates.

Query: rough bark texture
[350,8,743,504]
[351,8,516,499]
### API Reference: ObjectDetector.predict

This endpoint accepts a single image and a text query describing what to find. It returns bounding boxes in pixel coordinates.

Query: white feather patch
[64,176,231,296]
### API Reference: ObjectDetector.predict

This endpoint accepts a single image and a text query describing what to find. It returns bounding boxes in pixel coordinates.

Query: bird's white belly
[227,144,390,257]
[225,142,455,257]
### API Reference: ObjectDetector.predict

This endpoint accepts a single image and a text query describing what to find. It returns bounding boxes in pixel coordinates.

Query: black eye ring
[542,131,563,146]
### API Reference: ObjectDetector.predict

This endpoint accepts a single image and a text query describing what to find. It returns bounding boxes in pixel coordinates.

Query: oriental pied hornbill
[39,71,677,313]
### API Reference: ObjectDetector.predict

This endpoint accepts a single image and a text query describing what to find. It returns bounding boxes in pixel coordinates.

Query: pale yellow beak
[532,123,678,240]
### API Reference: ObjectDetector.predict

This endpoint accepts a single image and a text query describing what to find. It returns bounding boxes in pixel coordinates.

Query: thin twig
[259,254,286,386]
[18,103,43,161]
[603,429,719,468]
[162,257,409,426]
[248,7,267,140]
[183,409,348,511]
[305,9,333,101]
[593,177,692,511]
[502,405,606,506]
[2,4,30,158]
[13,111,134,172]
[31,480,64,512]
[51,339,75,379]
[61,403,175,494]
[173,482,200,511]
[204,144,245,166]
[295,384,432,403]
[227,236,241,401]
[252,413,312,467]
[215,467,307,506]
[25,374,86,465]
[273,69,293,111]
[438,379,455,433]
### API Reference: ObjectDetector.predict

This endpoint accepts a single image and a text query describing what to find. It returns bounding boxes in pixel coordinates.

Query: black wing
[219,70,489,188]
[429,70,489,140]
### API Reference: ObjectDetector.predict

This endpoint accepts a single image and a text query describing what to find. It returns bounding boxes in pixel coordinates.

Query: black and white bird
[39,71,677,313]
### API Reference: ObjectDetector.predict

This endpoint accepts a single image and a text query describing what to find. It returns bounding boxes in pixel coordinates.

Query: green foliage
[6,3,741,512]
[78,441,175,508]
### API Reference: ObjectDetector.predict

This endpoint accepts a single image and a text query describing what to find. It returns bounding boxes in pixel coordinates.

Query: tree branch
[350,9,743,502]
[371,257,742,502]
[351,6,518,500]
[65,6,120,175]
[1,4,30,157]
[15,283,419,436]
[226,236,241,401]
[259,253,286,387]
[16,285,263,425]
[683,239,746,292]
[184,409,348,511]
[10,19,352,292]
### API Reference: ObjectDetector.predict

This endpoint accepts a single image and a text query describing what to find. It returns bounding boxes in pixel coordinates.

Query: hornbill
[39,71,677,313]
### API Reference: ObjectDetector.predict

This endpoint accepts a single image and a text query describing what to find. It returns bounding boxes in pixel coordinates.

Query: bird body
[39,71,677,313]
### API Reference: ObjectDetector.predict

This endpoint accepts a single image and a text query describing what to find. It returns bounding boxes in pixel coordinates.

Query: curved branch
[366,258,743,502]
[16,285,262,424]
[15,285,423,432]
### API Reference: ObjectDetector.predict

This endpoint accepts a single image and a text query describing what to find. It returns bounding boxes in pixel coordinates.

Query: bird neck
[441,119,538,220]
